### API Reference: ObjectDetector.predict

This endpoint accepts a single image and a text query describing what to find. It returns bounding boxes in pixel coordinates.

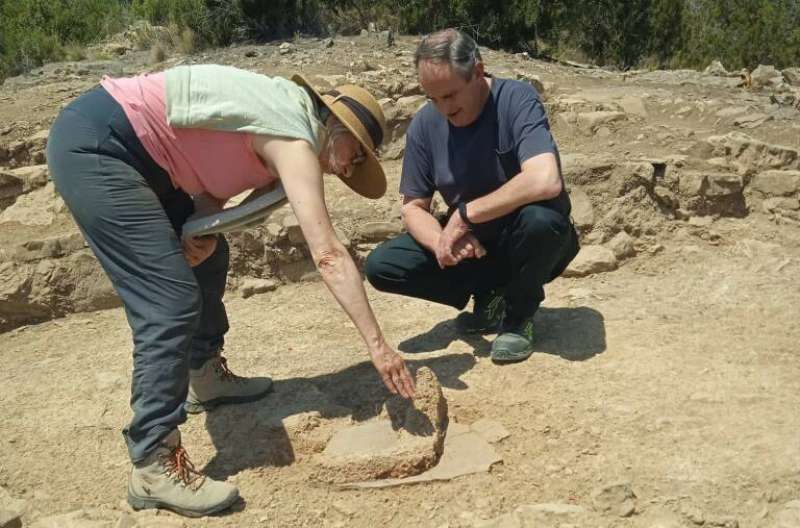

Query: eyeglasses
[352,146,367,166]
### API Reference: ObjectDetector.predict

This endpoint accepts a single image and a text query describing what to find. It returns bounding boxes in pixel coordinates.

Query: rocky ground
[1,29,800,528]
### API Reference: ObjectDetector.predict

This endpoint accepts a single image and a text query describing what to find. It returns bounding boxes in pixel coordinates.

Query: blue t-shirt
[400,77,570,220]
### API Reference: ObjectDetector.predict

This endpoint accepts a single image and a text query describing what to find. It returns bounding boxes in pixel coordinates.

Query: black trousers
[365,204,579,322]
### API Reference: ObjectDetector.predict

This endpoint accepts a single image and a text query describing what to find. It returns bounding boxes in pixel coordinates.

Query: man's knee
[514,205,571,245]
[364,242,395,291]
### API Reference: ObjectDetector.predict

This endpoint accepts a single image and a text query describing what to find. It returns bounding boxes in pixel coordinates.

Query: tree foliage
[0,0,125,78]
[2,0,800,82]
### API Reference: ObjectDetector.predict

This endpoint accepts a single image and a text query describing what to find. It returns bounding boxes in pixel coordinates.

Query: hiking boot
[491,316,536,364]
[185,352,273,414]
[456,288,506,334]
[127,429,239,517]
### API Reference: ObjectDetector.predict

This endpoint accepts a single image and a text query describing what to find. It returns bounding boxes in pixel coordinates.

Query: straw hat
[292,74,387,199]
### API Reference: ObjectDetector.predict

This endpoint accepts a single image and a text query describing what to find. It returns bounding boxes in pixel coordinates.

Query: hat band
[327,90,384,149]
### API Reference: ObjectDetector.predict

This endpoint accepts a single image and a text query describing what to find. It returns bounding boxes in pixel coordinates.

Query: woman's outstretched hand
[370,342,415,399]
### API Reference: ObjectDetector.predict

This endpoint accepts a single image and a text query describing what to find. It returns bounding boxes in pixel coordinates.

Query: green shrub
[0,0,126,79]
[2,0,799,82]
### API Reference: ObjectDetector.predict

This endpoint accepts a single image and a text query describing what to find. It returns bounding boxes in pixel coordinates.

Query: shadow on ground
[398,306,607,361]
[201,352,474,480]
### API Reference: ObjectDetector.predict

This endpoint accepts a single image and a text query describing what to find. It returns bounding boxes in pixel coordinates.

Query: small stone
[595,126,612,138]
[680,503,705,525]
[619,96,648,118]
[703,173,744,198]
[751,170,800,197]
[514,70,545,95]
[763,197,800,213]
[25,128,49,146]
[688,216,714,227]
[265,222,283,238]
[299,270,320,282]
[606,231,636,260]
[734,113,773,128]
[282,214,304,245]
[591,482,637,518]
[577,111,626,133]
[240,277,278,299]
[705,60,728,76]
[380,29,394,47]
[562,245,618,277]
[331,500,356,517]
[358,221,402,242]
[0,172,23,205]
[784,67,800,86]
[0,509,22,528]
[705,515,738,528]
[569,187,595,229]
[654,186,677,208]
[5,165,49,192]
[751,64,784,89]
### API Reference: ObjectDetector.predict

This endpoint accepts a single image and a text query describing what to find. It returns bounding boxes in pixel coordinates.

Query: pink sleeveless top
[100,73,276,199]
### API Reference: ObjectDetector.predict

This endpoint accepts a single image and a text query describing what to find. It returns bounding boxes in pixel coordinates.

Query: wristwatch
[457,201,477,229]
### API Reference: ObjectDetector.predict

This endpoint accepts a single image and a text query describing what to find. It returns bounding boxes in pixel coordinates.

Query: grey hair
[413,28,482,80]
[316,115,347,152]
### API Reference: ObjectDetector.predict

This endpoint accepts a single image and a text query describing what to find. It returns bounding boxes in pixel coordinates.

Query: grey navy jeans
[47,86,229,463]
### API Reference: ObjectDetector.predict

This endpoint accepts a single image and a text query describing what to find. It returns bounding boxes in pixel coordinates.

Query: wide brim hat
[292,73,387,199]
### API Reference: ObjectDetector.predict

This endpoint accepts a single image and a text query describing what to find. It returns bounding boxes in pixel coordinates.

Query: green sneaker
[456,289,506,334]
[491,316,535,364]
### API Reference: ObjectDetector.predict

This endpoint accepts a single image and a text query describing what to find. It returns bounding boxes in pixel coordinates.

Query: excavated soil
[1,32,800,528]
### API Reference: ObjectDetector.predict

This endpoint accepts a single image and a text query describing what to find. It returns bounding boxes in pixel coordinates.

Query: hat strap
[326,90,383,149]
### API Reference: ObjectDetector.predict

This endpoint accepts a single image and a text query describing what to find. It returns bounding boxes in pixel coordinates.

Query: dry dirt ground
[1,33,800,528]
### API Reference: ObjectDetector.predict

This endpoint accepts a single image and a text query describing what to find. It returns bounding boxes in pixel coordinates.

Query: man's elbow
[400,207,413,228]
[400,203,423,228]
[542,175,563,199]
[526,168,562,201]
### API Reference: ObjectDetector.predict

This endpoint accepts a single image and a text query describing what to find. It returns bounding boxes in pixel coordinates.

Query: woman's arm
[253,135,415,398]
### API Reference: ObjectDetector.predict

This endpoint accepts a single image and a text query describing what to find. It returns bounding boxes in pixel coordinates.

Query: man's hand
[370,341,415,399]
[182,235,218,267]
[436,208,479,268]
[452,232,487,261]
[435,233,459,268]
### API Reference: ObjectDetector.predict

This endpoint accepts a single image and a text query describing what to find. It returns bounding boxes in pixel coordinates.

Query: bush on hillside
[2,0,799,83]
[0,0,126,79]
